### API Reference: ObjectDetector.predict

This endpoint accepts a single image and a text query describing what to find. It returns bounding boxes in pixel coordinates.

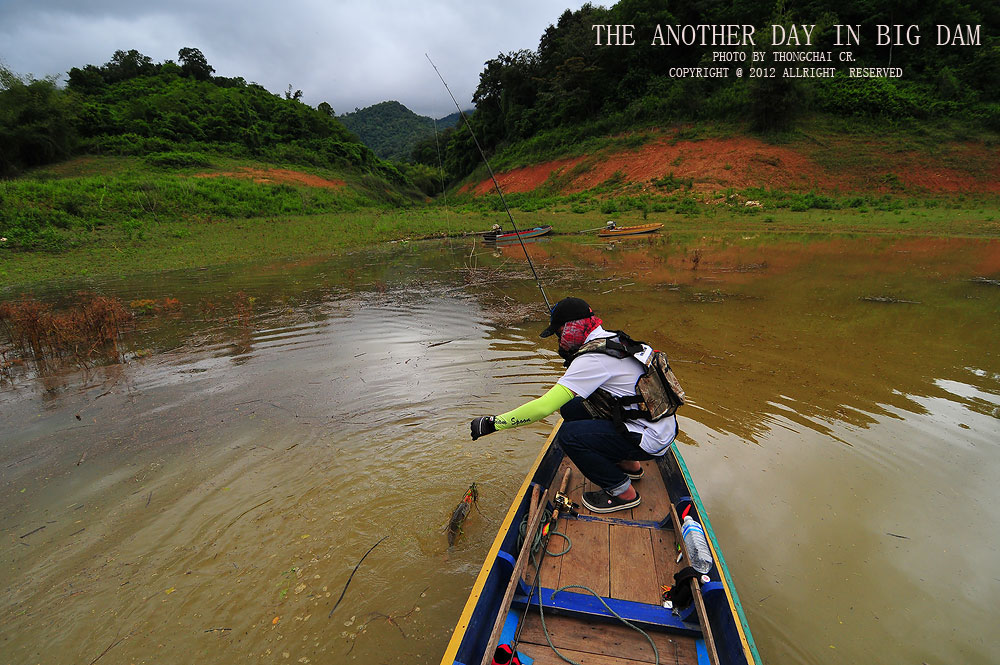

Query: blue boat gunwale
[440,419,762,665]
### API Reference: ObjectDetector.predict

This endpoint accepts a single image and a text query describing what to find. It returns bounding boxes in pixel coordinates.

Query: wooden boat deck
[515,457,703,665]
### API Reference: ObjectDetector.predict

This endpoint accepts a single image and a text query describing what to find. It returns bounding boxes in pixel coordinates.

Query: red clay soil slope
[464,133,999,197]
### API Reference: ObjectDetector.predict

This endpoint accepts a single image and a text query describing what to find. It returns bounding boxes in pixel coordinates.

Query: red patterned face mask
[558,315,604,354]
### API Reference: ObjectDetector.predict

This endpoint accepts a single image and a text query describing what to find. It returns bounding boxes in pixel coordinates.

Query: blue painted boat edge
[696,638,710,665]
[441,421,564,665]
[512,587,702,637]
[566,513,664,529]
[670,443,763,665]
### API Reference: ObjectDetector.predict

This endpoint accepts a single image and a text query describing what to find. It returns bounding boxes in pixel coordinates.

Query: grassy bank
[0,207,480,286]
[4,203,998,289]
[3,148,998,290]
[0,154,420,252]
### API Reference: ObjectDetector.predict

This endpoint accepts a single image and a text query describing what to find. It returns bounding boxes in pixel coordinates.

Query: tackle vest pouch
[636,346,686,420]
[573,331,686,423]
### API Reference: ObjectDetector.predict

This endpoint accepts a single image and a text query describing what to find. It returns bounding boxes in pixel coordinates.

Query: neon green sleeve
[495,384,575,430]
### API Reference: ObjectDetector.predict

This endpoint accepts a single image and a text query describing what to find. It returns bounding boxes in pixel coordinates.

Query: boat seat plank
[609,524,661,605]
[518,613,701,665]
[553,518,610,597]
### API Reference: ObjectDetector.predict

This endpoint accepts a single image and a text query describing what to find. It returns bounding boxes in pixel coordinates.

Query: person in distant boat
[470,297,678,513]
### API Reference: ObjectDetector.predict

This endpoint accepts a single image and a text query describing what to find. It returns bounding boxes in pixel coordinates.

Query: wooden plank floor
[519,458,700,664]
[527,458,683,593]
[560,458,673,525]
[518,613,702,665]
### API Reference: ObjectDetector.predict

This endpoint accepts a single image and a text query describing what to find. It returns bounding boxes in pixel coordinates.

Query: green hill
[0,48,410,185]
[338,101,464,162]
[0,48,432,253]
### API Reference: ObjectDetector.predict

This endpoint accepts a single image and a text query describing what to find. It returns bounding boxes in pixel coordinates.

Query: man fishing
[470,297,678,513]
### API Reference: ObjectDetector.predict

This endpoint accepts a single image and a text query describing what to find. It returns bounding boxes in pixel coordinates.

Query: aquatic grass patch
[3,202,999,289]
[0,207,497,285]
[128,297,182,315]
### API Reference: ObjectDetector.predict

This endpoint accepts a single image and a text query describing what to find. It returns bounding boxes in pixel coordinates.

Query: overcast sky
[0,0,593,118]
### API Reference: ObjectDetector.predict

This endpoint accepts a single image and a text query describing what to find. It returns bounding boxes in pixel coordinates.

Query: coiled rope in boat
[516,512,660,665]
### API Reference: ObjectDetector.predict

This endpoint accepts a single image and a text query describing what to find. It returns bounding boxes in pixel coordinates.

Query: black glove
[470,416,496,441]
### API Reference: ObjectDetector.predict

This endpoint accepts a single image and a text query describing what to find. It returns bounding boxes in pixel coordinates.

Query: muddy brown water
[1,233,999,664]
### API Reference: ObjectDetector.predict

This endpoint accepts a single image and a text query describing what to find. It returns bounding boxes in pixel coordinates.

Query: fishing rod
[425,54,551,312]
[511,469,575,655]
[431,116,448,207]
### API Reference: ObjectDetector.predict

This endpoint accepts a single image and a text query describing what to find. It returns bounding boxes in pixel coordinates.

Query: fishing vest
[568,331,686,425]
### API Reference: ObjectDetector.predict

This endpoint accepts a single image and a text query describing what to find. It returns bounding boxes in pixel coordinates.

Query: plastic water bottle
[681,515,713,573]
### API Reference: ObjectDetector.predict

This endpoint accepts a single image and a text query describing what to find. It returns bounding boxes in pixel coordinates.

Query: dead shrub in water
[0,348,20,384]
[461,244,505,286]
[129,298,158,314]
[198,299,219,318]
[233,291,256,329]
[0,293,131,364]
[462,262,504,286]
[690,248,703,270]
[489,296,538,327]
[0,298,50,358]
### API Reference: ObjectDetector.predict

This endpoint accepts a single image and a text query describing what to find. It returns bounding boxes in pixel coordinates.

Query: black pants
[557,397,654,495]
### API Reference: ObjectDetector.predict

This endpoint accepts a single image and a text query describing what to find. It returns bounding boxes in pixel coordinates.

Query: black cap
[540,297,593,338]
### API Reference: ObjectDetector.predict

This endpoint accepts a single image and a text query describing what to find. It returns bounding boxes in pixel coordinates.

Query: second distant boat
[597,222,663,237]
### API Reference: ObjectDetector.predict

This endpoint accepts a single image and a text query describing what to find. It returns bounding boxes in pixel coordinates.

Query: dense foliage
[1,48,406,184]
[0,69,78,176]
[0,48,433,253]
[435,0,998,180]
[338,101,462,161]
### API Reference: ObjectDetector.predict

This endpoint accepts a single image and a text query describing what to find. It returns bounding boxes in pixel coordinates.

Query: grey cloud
[0,1,588,118]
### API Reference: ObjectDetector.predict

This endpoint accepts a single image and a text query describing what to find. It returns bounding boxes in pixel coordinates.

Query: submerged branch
[328,535,389,619]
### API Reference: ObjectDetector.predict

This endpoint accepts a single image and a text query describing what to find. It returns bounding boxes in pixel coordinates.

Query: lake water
[2,232,999,664]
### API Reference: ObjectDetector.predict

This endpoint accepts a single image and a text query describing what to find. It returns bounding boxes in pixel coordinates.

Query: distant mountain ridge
[338,101,466,162]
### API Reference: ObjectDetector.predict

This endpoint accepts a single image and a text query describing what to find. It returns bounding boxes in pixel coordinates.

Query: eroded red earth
[464,133,999,197]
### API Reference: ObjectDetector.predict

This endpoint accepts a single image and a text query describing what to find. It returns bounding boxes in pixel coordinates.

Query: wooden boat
[484,226,553,243]
[440,420,761,665]
[598,223,663,238]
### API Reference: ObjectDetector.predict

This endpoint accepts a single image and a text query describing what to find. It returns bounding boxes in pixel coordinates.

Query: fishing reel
[553,492,579,517]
